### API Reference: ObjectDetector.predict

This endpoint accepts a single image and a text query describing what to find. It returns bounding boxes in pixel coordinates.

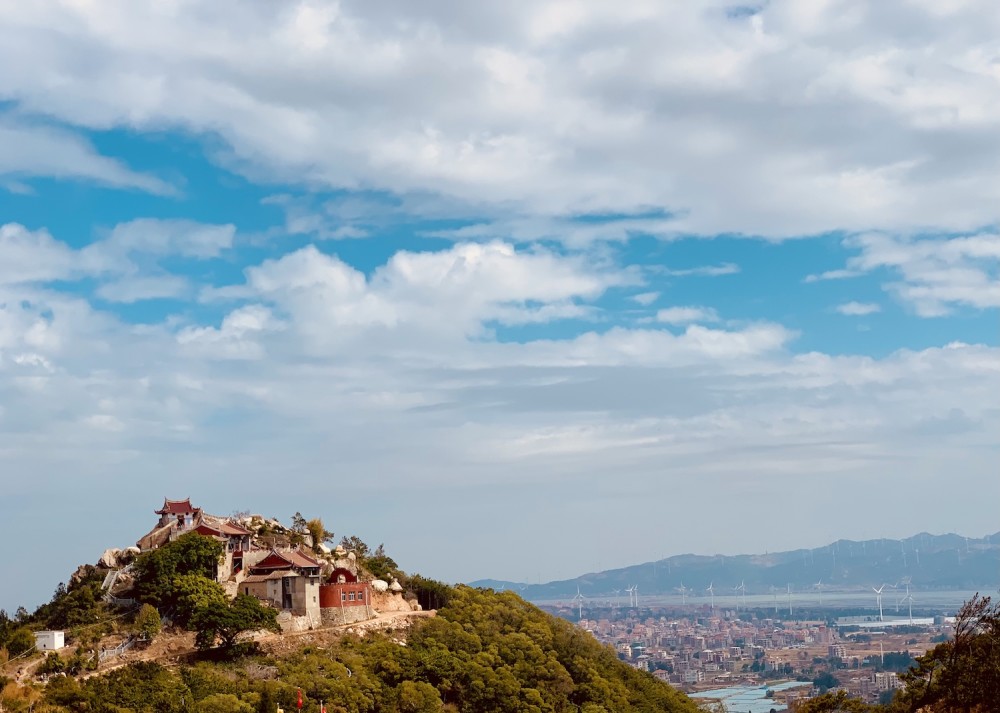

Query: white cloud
[0,223,104,285]
[242,241,628,345]
[3,2,1000,235]
[104,219,236,259]
[0,220,237,303]
[177,305,280,359]
[96,275,190,303]
[841,232,1000,316]
[1,232,999,609]
[661,263,740,277]
[804,269,863,283]
[655,305,719,325]
[835,301,881,316]
[4,0,1000,607]
[0,117,172,194]
[631,291,659,306]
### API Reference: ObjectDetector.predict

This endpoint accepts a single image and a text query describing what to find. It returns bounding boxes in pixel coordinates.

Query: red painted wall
[319,582,370,608]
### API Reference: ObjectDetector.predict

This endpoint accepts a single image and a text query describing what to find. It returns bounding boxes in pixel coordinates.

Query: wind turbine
[573,586,585,620]
[769,585,778,613]
[786,584,793,616]
[674,582,689,605]
[873,584,886,622]
[887,581,900,613]
[733,582,746,611]
[625,585,635,608]
[633,585,639,608]
[814,580,824,606]
[899,578,914,624]
[706,582,715,611]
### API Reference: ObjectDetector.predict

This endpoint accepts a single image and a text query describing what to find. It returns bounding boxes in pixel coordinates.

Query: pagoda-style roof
[196,519,252,538]
[155,498,199,515]
[250,548,321,574]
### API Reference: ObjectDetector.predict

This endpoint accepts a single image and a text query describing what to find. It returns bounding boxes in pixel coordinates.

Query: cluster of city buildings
[570,607,946,707]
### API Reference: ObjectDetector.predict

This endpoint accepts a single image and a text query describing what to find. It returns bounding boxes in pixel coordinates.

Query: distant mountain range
[471,531,1000,600]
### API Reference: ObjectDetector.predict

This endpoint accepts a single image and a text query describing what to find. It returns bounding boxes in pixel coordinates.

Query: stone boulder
[98,548,123,568]
[371,579,389,593]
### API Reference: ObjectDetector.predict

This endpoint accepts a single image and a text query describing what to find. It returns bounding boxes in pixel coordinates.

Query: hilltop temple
[129,498,393,629]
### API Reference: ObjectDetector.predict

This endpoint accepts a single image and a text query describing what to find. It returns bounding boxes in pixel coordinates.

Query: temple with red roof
[242,548,324,619]
[154,498,201,529]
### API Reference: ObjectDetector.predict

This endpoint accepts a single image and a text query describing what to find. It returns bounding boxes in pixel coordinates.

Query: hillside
[474,531,1000,600]
[0,507,699,713]
[7,586,700,713]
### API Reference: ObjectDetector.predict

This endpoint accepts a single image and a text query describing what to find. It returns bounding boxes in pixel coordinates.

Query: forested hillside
[3,586,701,713]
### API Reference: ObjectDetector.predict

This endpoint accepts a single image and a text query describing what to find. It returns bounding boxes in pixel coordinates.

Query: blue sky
[1,1,999,611]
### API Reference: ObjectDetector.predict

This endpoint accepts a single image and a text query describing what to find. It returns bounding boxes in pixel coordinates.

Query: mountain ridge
[472,530,1000,600]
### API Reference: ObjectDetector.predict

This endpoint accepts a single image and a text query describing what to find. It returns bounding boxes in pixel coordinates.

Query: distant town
[548,599,957,710]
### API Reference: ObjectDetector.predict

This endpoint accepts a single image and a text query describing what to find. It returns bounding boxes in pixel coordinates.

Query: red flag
[321,703,326,713]
[297,688,303,709]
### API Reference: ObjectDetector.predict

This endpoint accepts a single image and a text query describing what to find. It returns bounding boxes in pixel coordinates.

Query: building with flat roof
[34,631,65,651]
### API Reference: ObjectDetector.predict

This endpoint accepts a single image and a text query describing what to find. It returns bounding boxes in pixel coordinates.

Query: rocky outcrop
[98,548,123,568]
[371,590,413,613]
[70,564,96,587]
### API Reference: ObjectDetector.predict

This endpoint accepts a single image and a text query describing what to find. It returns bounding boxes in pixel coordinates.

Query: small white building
[34,630,65,651]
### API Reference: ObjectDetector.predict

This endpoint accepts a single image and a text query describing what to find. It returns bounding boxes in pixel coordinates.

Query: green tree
[83,661,191,713]
[133,533,224,609]
[796,691,878,712]
[191,594,280,650]
[404,575,452,611]
[365,544,399,580]
[339,535,370,558]
[6,627,34,657]
[896,593,1000,711]
[812,670,839,693]
[305,518,335,553]
[397,681,444,713]
[198,692,254,713]
[135,603,162,640]
[38,651,66,675]
[173,574,228,627]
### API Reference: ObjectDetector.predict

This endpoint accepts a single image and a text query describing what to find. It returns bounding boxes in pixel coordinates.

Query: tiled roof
[287,548,321,568]
[250,548,321,573]
[197,518,252,537]
[218,521,251,536]
[155,498,198,515]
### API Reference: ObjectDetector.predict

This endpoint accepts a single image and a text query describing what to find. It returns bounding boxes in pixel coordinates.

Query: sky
[1,0,999,612]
